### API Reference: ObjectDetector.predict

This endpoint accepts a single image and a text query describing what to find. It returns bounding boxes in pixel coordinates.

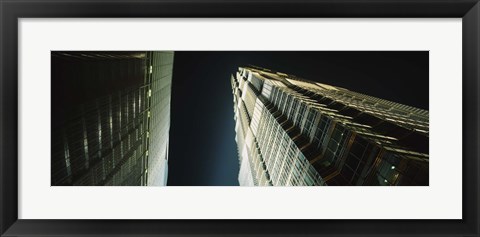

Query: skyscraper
[231,66,428,186]
[51,51,174,186]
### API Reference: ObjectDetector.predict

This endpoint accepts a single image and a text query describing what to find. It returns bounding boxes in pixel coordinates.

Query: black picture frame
[1,0,479,236]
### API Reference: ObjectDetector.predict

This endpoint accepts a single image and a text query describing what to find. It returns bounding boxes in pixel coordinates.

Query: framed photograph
[1,0,479,236]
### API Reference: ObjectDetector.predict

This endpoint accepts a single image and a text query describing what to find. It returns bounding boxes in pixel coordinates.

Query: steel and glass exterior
[232,66,429,186]
[51,51,174,186]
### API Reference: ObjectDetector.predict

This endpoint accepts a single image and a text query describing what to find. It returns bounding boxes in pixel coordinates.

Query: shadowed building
[51,51,174,186]
[231,66,429,186]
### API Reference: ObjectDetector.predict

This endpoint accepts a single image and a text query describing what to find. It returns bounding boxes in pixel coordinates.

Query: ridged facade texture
[232,66,428,186]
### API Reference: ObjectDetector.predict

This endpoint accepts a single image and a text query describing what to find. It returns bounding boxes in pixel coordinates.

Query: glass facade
[51,51,174,186]
[232,66,429,186]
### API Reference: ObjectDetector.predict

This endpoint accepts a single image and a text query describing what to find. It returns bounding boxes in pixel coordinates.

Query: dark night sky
[167,51,429,186]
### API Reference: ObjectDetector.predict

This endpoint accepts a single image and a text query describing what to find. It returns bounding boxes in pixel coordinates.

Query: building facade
[51,51,174,186]
[231,66,429,186]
